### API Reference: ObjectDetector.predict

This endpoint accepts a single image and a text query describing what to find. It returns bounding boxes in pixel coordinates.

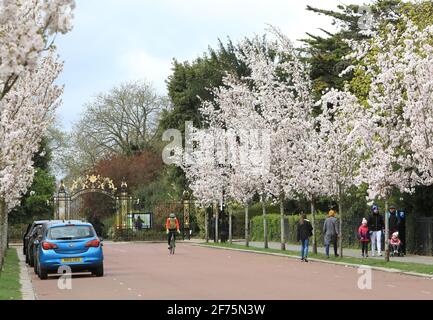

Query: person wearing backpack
[358,218,370,258]
[297,213,313,262]
[165,213,181,249]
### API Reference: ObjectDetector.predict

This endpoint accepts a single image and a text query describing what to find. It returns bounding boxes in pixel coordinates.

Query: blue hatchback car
[35,221,104,280]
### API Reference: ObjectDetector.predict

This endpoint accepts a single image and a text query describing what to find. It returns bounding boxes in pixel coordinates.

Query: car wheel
[93,265,104,277]
[38,264,48,280]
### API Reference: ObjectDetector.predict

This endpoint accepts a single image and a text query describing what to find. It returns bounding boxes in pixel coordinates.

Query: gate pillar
[54,181,70,220]
[116,179,131,229]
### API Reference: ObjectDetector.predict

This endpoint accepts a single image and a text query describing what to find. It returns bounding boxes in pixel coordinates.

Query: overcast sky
[55,0,370,131]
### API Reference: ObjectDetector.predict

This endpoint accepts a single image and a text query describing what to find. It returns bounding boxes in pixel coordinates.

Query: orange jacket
[165,217,180,231]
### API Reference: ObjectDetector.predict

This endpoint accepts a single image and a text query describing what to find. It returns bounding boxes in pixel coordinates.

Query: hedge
[250,213,365,248]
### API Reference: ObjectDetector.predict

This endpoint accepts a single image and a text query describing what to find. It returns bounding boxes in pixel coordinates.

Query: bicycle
[169,231,176,255]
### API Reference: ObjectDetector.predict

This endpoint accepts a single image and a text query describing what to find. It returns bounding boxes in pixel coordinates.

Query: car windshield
[48,225,95,240]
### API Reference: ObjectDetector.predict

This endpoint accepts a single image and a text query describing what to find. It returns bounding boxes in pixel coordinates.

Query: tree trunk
[205,207,209,243]
[0,197,7,269]
[229,207,233,245]
[338,199,343,258]
[385,199,390,262]
[280,196,285,251]
[262,197,268,249]
[245,205,249,247]
[215,203,219,243]
[311,200,317,254]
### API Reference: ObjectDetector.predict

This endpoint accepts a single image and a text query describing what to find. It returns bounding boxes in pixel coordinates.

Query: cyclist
[165,213,180,249]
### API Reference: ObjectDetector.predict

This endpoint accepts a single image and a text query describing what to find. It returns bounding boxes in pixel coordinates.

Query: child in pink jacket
[358,218,370,258]
[390,232,401,256]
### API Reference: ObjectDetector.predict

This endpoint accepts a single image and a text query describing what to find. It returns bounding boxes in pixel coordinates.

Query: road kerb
[16,246,36,300]
[195,243,433,280]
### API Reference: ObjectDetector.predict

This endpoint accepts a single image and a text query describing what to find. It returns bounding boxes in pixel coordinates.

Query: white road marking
[421,290,431,295]
[387,284,396,288]
[119,282,124,285]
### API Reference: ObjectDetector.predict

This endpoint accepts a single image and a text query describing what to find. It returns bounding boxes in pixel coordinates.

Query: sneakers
[304,258,309,262]
[301,257,305,262]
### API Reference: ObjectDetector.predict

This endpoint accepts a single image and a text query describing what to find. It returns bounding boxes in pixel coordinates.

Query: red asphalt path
[29,242,433,300]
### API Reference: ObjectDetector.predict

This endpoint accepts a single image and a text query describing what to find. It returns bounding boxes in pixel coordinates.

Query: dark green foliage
[9,139,56,224]
[160,38,247,134]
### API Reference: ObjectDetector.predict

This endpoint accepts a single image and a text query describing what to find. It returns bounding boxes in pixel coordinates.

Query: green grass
[202,242,433,276]
[0,248,22,300]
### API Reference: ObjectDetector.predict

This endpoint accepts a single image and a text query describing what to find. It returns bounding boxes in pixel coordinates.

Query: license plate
[61,258,82,263]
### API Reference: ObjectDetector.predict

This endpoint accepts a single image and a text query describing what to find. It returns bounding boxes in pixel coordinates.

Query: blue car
[34,221,104,280]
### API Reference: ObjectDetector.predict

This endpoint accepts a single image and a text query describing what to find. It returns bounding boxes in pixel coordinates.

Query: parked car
[23,221,50,263]
[34,221,104,280]
[26,224,45,267]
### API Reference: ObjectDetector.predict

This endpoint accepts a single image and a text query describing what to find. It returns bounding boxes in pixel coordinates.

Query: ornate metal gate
[53,174,133,229]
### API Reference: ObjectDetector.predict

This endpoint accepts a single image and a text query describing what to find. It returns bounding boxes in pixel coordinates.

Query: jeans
[300,239,309,258]
[370,231,382,255]
[325,235,338,256]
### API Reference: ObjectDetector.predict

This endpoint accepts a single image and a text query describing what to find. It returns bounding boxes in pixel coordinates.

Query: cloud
[118,49,173,94]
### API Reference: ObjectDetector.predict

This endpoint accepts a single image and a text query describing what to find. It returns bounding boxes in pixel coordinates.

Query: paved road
[28,242,433,300]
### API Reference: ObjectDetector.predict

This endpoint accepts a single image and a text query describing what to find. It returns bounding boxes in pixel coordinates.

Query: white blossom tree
[0,0,75,263]
[400,22,433,187]
[315,89,366,258]
[186,26,316,250]
[286,124,326,254]
[345,19,430,261]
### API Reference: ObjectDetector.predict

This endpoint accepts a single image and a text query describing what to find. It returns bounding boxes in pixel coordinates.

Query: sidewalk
[9,244,36,300]
[231,240,433,266]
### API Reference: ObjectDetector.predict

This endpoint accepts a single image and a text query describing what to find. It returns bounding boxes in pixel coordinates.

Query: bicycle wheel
[169,233,175,255]
[171,236,176,254]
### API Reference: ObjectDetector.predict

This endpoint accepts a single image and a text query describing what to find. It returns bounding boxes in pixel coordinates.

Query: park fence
[248,213,364,249]
[7,204,433,256]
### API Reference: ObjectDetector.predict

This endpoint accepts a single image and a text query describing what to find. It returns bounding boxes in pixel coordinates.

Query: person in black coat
[297,213,313,262]
[397,209,407,255]
[388,205,400,238]
[367,205,385,257]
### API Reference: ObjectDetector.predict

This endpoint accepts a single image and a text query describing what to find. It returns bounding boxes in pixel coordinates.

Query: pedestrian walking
[136,216,144,231]
[387,205,400,238]
[367,204,385,257]
[397,209,406,256]
[297,213,313,262]
[323,210,339,258]
[358,218,370,258]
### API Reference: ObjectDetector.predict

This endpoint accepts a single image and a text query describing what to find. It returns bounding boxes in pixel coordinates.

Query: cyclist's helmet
[169,213,176,218]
